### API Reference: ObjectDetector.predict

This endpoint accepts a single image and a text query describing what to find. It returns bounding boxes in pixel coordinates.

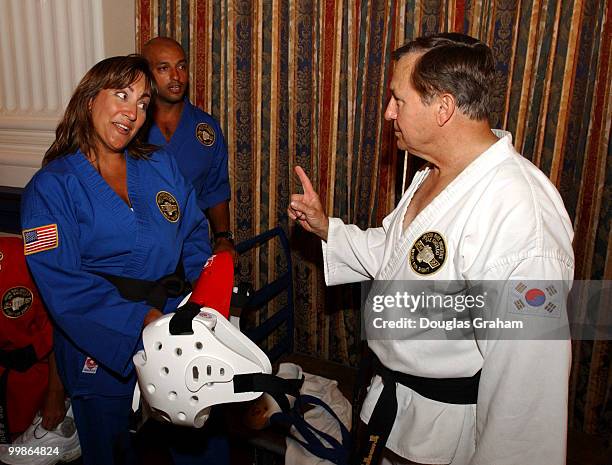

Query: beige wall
[102,0,136,56]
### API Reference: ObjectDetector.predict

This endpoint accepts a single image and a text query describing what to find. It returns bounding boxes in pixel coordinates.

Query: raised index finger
[294,165,315,195]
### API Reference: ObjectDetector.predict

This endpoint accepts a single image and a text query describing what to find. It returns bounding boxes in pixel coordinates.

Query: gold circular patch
[196,122,216,146]
[2,286,33,318]
[409,232,447,275]
[156,191,180,223]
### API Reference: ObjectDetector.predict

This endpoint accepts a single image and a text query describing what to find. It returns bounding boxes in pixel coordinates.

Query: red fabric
[190,252,234,318]
[454,0,466,32]
[0,237,52,435]
[5,363,49,435]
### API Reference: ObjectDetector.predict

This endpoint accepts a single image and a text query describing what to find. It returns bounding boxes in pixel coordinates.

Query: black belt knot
[350,352,481,465]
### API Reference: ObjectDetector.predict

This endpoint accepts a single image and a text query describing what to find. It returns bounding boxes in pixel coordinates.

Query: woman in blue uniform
[20,56,214,465]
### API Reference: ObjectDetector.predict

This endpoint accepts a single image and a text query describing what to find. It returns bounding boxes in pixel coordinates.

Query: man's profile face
[384,53,435,153]
[146,42,188,105]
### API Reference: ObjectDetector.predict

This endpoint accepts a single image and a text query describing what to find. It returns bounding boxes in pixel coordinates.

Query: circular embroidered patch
[2,286,33,318]
[196,122,216,146]
[156,191,180,223]
[409,231,447,275]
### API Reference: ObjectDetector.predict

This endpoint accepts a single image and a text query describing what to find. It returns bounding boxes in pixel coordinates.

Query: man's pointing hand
[287,166,329,241]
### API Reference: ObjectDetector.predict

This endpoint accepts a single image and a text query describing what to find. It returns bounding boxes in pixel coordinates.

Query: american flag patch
[22,224,58,255]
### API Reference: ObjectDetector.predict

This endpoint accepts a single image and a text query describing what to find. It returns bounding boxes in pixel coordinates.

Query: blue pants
[167,425,230,465]
[71,395,229,465]
[135,408,230,465]
[71,395,132,465]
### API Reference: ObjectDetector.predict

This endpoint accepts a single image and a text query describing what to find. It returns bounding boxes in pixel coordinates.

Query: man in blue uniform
[142,37,235,257]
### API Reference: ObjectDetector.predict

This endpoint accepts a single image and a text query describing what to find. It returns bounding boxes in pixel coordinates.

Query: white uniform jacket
[322,132,574,465]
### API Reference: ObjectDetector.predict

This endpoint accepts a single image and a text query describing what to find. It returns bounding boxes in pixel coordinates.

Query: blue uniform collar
[149,97,195,148]
[68,150,136,220]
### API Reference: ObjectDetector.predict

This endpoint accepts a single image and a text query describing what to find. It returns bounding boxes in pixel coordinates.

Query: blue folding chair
[235,227,294,362]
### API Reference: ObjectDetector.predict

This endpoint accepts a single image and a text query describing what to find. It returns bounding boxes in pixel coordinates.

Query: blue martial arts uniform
[21,149,212,465]
[148,99,230,212]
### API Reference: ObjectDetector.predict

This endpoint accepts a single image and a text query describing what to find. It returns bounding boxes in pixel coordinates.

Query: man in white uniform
[288,33,574,465]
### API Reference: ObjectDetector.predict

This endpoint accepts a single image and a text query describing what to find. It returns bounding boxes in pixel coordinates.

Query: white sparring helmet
[133,294,272,428]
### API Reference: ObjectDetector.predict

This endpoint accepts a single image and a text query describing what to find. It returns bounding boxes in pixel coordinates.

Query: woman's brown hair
[43,55,158,166]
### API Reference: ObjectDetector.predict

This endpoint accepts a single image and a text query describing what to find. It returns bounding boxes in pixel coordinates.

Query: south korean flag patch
[509,281,563,318]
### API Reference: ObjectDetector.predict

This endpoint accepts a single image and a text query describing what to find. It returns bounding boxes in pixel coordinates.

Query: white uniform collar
[491,128,512,142]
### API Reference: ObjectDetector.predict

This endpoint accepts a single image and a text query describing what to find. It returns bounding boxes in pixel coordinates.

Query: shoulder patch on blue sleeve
[22,224,59,255]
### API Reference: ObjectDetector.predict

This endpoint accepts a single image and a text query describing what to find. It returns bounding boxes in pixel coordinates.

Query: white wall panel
[24,0,44,112]
[40,0,60,112]
[0,1,16,112]
[11,0,30,111]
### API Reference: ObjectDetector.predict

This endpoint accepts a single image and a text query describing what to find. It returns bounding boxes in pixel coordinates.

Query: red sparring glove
[189,251,234,319]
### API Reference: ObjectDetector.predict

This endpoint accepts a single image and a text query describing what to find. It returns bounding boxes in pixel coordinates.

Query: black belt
[372,357,480,405]
[0,345,38,372]
[95,261,191,310]
[351,352,480,465]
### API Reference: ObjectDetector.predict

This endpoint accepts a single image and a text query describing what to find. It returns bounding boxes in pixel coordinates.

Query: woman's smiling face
[89,73,151,157]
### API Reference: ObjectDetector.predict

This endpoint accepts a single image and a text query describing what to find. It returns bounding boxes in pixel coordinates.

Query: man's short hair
[393,33,495,121]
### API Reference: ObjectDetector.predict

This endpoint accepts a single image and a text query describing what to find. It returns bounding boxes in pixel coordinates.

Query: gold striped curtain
[136,0,611,435]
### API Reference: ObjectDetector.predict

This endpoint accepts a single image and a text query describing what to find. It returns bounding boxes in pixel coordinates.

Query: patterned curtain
[136,0,611,435]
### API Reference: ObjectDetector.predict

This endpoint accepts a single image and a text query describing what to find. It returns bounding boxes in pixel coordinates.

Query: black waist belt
[0,345,38,372]
[95,262,191,310]
[373,357,481,405]
[351,354,481,465]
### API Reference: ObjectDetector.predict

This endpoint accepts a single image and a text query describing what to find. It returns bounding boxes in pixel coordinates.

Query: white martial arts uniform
[322,131,574,465]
